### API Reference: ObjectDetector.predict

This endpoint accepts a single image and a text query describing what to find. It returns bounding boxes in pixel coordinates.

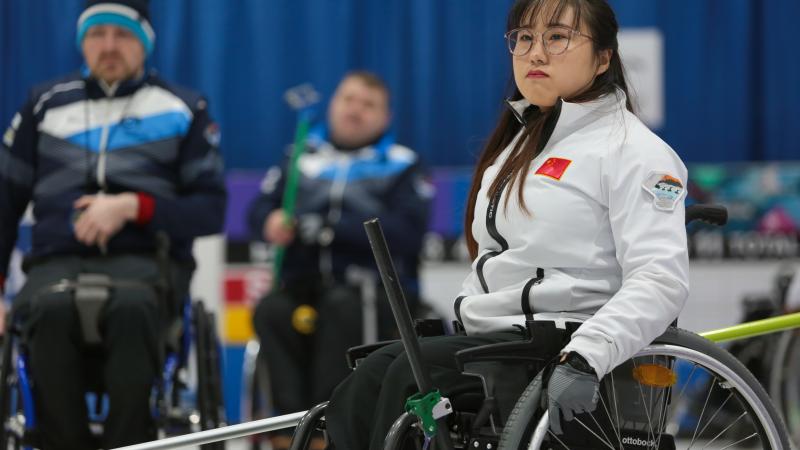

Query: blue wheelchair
[0,253,226,450]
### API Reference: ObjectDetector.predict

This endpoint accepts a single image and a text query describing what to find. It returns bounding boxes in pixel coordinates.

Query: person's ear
[595,49,612,76]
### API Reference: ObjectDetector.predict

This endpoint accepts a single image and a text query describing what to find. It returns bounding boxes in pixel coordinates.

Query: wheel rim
[770,331,800,445]
[782,335,800,443]
[531,344,783,449]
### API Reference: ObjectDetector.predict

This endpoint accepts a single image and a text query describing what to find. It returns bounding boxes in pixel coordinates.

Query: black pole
[364,219,433,392]
[364,219,453,450]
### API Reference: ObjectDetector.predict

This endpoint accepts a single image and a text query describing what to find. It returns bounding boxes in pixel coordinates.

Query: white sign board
[618,28,665,129]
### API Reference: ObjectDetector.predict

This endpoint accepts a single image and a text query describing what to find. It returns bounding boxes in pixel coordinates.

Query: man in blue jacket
[248,71,431,449]
[0,1,226,448]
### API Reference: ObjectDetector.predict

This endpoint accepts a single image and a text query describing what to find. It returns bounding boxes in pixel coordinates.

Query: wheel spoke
[654,385,671,450]
[700,411,747,450]
[689,373,717,448]
[716,432,758,450]
[546,429,571,449]
[586,408,616,449]
[631,359,657,443]
[610,369,623,439]
[675,363,700,406]
[597,389,625,449]
[693,391,732,446]
[572,416,616,450]
[505,330,786,450]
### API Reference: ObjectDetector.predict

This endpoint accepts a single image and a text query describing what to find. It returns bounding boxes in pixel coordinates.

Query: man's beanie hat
[76,0,155,55]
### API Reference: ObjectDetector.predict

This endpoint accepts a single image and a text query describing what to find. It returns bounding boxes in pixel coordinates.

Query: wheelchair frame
[0,291,227,450]
[282,204,791,450]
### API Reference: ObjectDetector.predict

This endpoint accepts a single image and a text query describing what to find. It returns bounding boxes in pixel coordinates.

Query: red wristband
[135,192,155,225]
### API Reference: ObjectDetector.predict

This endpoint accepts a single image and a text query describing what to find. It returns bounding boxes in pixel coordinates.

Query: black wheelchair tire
[499,327,791,450]
[769,329,800,446]
[1,390,22,450]
[0,332,16,450]
[193,301,226,450]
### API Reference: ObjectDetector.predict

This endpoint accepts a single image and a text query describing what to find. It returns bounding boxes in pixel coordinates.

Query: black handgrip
[685,204,728,226]
[364,219,433,393]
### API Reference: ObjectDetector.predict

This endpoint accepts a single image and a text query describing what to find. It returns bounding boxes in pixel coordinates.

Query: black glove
[547,352,600,434]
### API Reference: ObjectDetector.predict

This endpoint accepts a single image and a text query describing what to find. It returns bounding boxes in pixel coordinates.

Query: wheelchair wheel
[769,329,800,446]
[500,327,790,449]
[0,387,23,450]
[0,322,31,450]
[193,301,226,450]
[0,333,20,450]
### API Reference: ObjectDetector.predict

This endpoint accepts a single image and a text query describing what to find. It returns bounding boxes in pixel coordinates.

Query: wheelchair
[287,204,791,450]
[0,265,227,449]
[240,265,434,449]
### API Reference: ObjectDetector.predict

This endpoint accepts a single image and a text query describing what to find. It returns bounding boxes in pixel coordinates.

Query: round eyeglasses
[504,26,592,56]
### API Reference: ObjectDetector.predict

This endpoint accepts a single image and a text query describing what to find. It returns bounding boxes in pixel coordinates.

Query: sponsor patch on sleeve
[204,122,221,148]
[534,157,572,180]
[642,171,686,211]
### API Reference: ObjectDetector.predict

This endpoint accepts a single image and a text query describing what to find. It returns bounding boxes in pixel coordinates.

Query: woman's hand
[547,352,600,434]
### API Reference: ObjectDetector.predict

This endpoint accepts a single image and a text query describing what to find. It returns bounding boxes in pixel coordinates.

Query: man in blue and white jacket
[248,71,431,448]
[0,1,226,448]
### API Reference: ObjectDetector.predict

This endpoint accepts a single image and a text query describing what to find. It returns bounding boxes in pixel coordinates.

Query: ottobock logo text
[622,436,658,447]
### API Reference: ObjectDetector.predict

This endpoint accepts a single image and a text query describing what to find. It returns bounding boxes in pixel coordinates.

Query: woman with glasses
[322,1,689,448]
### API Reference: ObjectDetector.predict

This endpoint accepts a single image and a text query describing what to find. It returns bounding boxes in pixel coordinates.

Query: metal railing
[113,410,306,450]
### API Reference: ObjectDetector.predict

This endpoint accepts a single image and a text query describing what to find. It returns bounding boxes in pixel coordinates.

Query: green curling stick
[272,84,320,289]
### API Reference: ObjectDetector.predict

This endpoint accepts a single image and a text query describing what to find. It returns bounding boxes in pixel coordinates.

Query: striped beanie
[76,0,155,55]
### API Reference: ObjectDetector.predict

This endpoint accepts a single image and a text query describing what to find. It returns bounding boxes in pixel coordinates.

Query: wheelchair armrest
[454,340,550,371]
[455,321,575,372]
[346,340,399,370]
[345,320,447,370]
[414,318,447,337]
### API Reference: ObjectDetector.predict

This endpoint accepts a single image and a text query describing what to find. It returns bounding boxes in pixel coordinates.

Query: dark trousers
[13,255,190,450]
[324,331,522,450]
[253,280,401,421]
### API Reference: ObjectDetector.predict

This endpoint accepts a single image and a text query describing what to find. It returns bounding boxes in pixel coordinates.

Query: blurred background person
[0,0,226,448]
[247,71,431,449]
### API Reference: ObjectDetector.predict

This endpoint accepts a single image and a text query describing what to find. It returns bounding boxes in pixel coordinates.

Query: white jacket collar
[507,89,627,121]
[506,89,629,145]
[506,98,534,124]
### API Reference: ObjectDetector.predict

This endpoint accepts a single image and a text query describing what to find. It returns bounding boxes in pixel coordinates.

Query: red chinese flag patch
[535,157,572,180]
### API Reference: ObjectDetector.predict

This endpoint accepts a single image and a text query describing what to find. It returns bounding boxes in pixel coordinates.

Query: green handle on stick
[405,390,446,438]
[272,114,311,287]
[271,84,320,290]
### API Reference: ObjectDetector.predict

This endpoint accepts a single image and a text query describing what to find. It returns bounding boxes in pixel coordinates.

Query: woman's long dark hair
[464,0,634,259]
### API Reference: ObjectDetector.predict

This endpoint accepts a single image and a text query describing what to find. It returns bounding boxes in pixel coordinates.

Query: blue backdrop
[2,0,798,170]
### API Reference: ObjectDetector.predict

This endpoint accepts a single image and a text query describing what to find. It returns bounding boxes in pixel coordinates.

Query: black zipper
[454,296,466,326]
[463,100,562,323]
[475,175,510,293]
[521,267,545,321]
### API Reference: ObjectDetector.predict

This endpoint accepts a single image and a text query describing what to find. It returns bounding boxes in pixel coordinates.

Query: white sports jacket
[455,91,689,377]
